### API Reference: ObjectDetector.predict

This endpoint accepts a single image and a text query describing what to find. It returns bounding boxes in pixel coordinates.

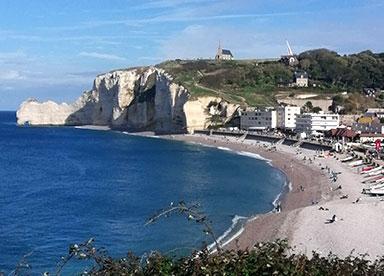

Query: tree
[302,101,314,113]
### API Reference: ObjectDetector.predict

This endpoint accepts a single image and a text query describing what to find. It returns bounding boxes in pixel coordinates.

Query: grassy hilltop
[157,49,384,110]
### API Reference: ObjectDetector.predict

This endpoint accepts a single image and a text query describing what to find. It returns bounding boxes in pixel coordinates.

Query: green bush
[38,239,384,275]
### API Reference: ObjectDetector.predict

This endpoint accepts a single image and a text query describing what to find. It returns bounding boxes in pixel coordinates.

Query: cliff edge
[17,67,239,133]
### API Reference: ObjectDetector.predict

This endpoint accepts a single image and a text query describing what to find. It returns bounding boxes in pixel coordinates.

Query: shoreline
[161,134,328,248]
[128,132,384,259]
[75,126,384,259]
[120,132,329,250]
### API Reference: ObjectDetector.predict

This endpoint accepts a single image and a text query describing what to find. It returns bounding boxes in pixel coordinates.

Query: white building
[295,113,339,134]
[240,108,277,130]
[277,106,301,129]
[294,71,308,87]
[215,43,234,60]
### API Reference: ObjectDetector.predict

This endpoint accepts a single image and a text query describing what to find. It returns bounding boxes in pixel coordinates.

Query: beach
[162,133,384,259]
[79,126,384,259]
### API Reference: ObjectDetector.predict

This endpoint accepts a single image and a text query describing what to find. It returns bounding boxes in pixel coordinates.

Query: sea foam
[208,215,248,253]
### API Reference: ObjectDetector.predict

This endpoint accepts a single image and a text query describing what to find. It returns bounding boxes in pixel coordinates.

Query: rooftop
[221,49,233,56]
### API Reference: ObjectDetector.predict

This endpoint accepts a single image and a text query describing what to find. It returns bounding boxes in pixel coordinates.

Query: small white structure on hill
[295,112,339,134]
[215,42,233,60]
[294,71,308,87]
[277,106,301,129]
[240,108,277,130]
[280,40,298,66]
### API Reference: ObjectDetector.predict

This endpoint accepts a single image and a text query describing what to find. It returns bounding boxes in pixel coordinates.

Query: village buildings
[294,71,309,87]
[240,105,301,130]
[240,108,277,130]
[276,106,301,129]
[295,113,339,134]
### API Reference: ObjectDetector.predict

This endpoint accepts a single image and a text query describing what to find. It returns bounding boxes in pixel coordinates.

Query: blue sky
[0,0,383,110]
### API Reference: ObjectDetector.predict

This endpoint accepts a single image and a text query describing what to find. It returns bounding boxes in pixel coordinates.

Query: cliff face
[17,67,239,133]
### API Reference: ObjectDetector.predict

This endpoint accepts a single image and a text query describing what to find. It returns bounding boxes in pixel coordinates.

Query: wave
[217,146,232,151]
[207,215,248,253]
[122,131,160,139]
[271,176,290,213]
[272,192,281,209]
[237,151,271,163]
[288,181,293,192]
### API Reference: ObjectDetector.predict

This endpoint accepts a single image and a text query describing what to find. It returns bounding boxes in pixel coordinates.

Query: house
[365,108,384,119]
[280,40,299,66]
[352,116,384,134]
[276,105,301,129]
[215,43,233,60]
[240,108,277,130]
[294,71,308,87]
[326,127,359,142]
[280,55,298,66]
[362,88,377,97]
[295,112,339,135]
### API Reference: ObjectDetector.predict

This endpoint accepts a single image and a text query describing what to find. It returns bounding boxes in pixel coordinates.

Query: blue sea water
[0,111,286,274]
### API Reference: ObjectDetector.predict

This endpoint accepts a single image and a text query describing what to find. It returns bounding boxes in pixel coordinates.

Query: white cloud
[0,86,15,91]
[132,0,217,10]
[0,70,24,80]
[78,51,127,61]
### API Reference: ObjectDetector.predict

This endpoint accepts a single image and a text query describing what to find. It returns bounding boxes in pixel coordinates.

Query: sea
[0,111,286,274]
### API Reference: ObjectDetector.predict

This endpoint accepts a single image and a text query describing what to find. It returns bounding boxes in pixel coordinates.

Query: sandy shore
[160,133,384,259]
[76,126,384,259]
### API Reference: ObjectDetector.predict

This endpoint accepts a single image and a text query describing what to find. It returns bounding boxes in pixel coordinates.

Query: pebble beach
[166,133,384,259]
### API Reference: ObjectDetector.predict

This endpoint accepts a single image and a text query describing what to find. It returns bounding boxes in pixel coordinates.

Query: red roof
[330,128,357,138]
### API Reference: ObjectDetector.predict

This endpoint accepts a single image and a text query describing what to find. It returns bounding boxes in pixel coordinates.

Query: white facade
[277,106,301,129]
[295,75,308,87]
[215,45,234,60]
[240,108,277,130]
[295,113,339,134]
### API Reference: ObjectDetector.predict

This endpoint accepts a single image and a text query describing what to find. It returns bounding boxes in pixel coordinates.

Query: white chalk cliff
[17,67,239,133]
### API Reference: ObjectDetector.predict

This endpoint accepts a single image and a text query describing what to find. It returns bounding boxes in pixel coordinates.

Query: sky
[0,0,383,110]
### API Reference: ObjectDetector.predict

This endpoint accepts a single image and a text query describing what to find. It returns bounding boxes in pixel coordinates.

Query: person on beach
[353,197,361,204]
[326,214,337,223]
[275,203,281,213]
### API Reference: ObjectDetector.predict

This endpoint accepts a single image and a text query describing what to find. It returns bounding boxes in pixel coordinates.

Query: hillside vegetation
[157,49,384,109]
[298,49,384,89]
[158,59,291,106]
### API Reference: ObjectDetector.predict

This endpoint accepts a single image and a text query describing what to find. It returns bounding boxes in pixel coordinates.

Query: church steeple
[216,40,222,60]
[215,40,233,60]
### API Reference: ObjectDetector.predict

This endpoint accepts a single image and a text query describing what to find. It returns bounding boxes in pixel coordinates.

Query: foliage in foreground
[5,202,384,275]
[8,239,384,276]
